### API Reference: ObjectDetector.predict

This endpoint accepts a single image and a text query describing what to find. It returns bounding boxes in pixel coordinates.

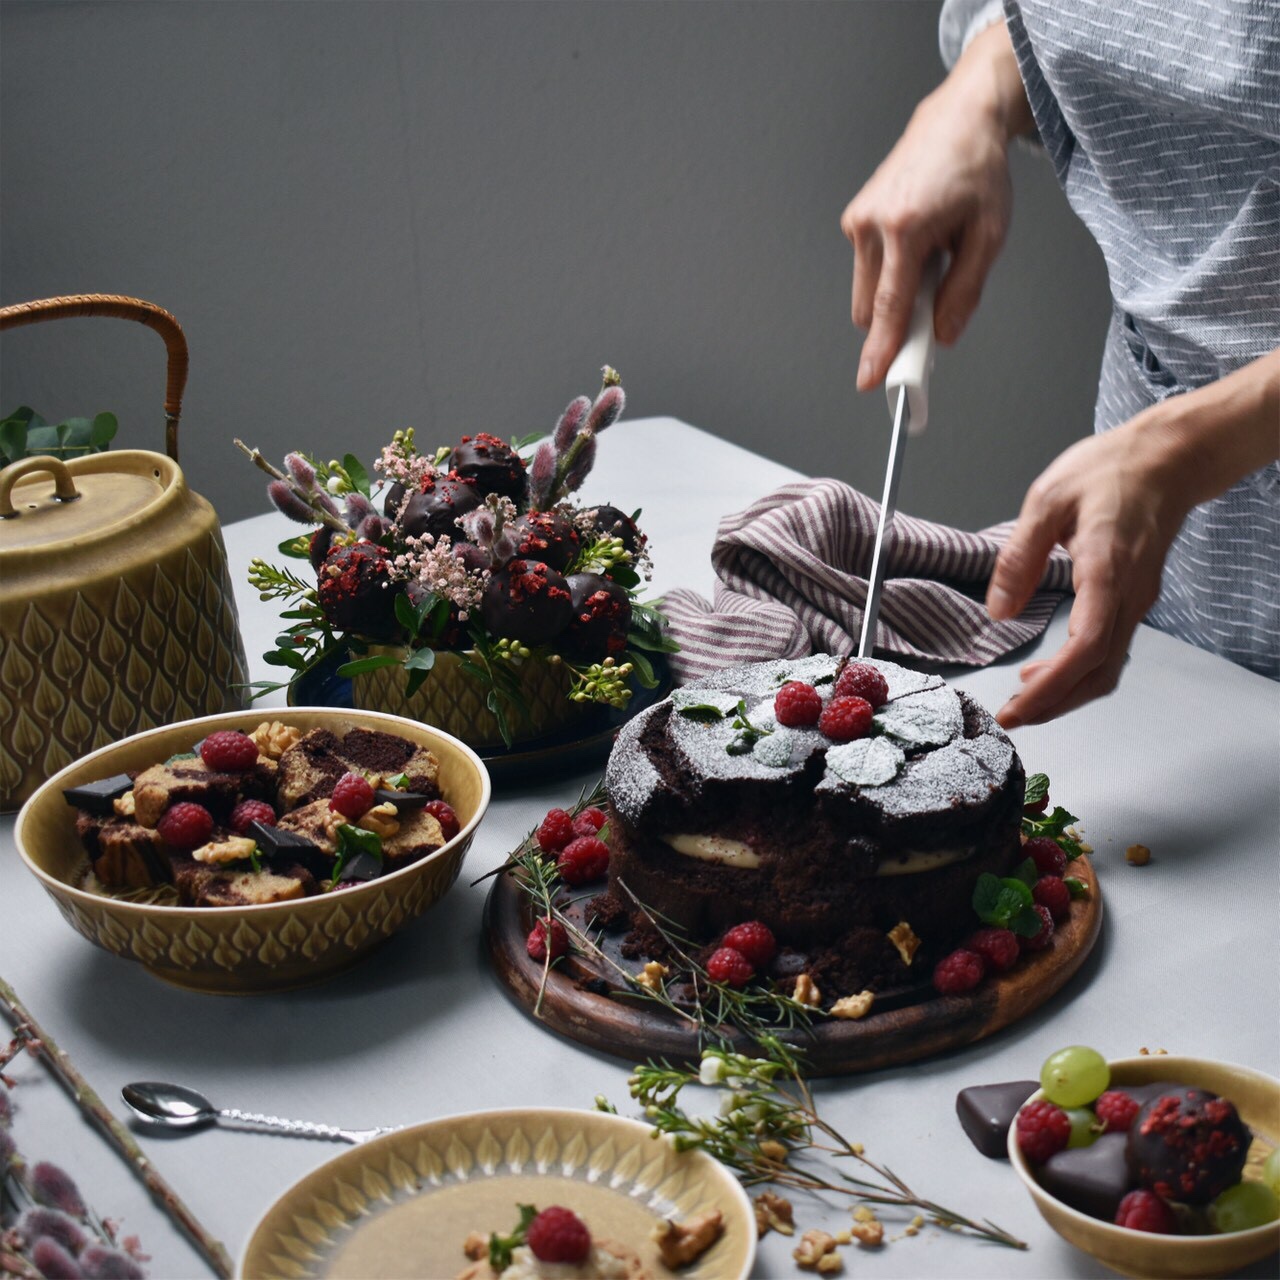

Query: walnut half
[794,1229,842,1273]
[250,720,301,760]
[651,1209,724,1269]
[754,1191,795,1238]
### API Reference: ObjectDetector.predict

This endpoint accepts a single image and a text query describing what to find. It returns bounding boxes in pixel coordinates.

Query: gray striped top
[942,0,1279,678]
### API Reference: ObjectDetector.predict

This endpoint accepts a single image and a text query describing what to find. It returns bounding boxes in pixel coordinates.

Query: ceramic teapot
[0,295,249,810]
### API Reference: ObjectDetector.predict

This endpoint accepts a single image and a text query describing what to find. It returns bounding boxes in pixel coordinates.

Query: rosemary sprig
[613,1043,1026,1251]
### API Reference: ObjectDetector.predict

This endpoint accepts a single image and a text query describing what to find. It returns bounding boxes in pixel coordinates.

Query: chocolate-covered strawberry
[563,572,631,660]
[481,559,573,644]
[317,542,399,639]
[385,473,482,541]
[512,510,581,572]
[447,432,527,501]
[584,503,646,558]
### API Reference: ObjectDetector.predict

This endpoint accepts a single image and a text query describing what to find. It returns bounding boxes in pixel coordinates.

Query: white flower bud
[699,1054,730,1086]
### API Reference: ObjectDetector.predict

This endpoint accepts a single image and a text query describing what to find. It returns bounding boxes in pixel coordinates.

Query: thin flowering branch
[234,439,351,535]
[0,979,233,1279]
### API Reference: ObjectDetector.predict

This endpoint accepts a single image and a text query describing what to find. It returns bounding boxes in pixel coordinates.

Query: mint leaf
[826,737,905,787]
[1011,857,1038,887]
[972,873,1004,920]
[1022,804,1084,860]
[672,689,739,719]
[973,873,1036,928]
[489,1204,538,1271]
[1064,876,1090,900]
[331,823,383,881]
[385,773,410,790]
[1009,903,1045,937]
[1023,773,1049,807]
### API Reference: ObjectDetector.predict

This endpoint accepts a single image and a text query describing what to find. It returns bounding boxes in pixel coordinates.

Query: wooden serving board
[484,858,1103,1077]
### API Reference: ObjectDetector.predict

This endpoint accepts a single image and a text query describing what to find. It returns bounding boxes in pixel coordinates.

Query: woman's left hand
[988,347,1280,727]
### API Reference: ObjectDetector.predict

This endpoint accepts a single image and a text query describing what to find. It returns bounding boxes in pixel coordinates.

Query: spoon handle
[218,1108,357,1143]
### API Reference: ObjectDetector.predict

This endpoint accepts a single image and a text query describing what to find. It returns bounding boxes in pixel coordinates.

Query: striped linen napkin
[661,478,1073,684]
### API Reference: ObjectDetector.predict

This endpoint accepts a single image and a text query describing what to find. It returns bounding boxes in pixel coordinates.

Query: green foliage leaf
[342,453,371,497]
[402,646,436,672]
[1023,772,1050,806]
[0,418,29,464]
[90,412,118,446]
[277,534,313,560]
[263,649,306,670]
[609,563,640,590]
[335,655,403,677]
[1022,804,1084,860]
[405,667,430,699]
[625,647,657,689]
[972,873,1037,929]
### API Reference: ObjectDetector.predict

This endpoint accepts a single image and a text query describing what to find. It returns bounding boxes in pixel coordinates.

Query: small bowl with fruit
[1007,1047,1280,1277]
[16,707,491,994]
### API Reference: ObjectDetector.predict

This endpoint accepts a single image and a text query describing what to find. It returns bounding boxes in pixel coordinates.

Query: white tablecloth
[2,418,1277,1279]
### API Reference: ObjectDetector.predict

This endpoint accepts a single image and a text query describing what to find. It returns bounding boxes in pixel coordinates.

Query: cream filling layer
[663,833,973,876]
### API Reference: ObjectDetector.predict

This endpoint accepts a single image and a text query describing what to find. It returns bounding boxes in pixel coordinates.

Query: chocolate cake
[604,655,1024,995]
[276,727,440,809]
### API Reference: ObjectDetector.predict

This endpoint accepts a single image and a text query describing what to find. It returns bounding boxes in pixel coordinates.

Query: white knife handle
[884,255,942,437]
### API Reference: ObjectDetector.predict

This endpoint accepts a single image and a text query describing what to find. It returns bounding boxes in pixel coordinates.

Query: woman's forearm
[947,20,1035,145]
[1149,348,1280,510]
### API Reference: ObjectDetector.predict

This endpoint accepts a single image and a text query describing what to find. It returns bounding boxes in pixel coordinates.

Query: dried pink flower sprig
[530,366,625,508]
[388,533,488,622]
[0,1082,148,1279]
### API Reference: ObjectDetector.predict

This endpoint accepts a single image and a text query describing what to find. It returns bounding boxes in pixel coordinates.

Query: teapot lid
[0,451,184,554]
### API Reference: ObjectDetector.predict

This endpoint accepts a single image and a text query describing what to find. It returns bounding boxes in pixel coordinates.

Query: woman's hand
[842,21,1033,390]
[990,349,1280,727]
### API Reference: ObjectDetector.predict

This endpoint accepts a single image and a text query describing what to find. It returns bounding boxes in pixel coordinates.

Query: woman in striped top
[842,0,1278,728]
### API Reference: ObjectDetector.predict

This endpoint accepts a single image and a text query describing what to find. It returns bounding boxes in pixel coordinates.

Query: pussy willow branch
[0,978,233,1279]
[232,438,351,534]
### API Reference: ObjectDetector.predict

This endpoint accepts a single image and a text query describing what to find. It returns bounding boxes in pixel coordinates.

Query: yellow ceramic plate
[239,1108,755,1280]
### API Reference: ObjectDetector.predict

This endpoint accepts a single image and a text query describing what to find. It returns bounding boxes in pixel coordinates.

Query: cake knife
[856,257,942,659]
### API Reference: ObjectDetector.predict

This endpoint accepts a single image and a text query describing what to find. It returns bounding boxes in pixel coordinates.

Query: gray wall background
[2,0,1111,531]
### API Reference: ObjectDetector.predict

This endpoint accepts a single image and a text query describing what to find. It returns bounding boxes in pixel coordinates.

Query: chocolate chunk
[373,789,434,810]
[335,850,383,883]
[62,774,135,816]
[1037,1132,1131,1221]
[956,1081,1040,1159]
[248,821,317,856]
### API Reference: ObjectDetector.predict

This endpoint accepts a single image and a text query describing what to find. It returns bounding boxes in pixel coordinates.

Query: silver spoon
[122,1081,398,1145]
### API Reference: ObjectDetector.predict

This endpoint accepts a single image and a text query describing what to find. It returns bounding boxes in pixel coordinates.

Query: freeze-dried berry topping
[818,695,874,743]
[423,800,459,842]
[1033,875,1072,922]
[1019,904,1055,952]
[932,948,986,995]
[721,921,777,968]
[230,800,277,834]
[706,946,754,988]
[526,917,569,963]
[526,1206,592,1264]
[330,772,375,820]
[1025,836,1067,878]
[1016,1100,1072,1164]
[834,662,889,708]
[774,681,823,727]
[156,803,214,850]
[536,808,577,854]
[1094,1090,1141,1134]
[199,731,259,773]
[1114,1190,1176,1233]
[965,927,1020,973]
[558,836,610,886]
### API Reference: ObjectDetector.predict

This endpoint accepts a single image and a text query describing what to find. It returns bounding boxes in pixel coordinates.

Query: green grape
[1208,1180,1280,1233]
[1039,1045,1110,1108]
[1264,1147,1280,1196]
[1064,1106,1100,1149]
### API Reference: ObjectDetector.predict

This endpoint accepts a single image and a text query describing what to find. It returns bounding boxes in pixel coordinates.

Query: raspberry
[834,661,889,708]
[706,946,754,988]
[230,800,276,834]
[526,1206,591,1264]
[199,730,259,773]
[965,926,1020,973]
[1016,1099,1072,1163]
[721,921,777,968]
[932,948,986,995]
[156,802,214,849]
[557,836,610,886]
[818,695,873,742]
[424,799,460,841]
[525,917,569,963]
[774,681,822,727]
[573,806,608,837]
[1019,904,1056,952]
[536,808,576,854]
[1114,1189,1177,1233]
[1024,792,1050,815]
[1025,836,1067,878]
[1094,1090,1141,1134]
[330,772,374,819]
[1033,875,1072,922]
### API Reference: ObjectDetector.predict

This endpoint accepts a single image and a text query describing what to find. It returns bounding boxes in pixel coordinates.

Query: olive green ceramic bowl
[15,707,490,993]
[1009,1056,1280,1278]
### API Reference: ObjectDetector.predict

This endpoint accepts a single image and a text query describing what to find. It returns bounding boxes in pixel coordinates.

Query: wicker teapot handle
[0,294,189,462]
